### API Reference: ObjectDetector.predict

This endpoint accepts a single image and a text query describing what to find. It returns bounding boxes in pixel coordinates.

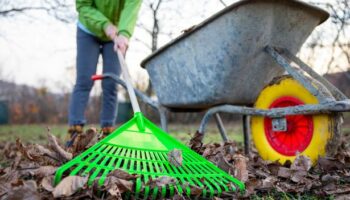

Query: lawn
[0,122,244,144]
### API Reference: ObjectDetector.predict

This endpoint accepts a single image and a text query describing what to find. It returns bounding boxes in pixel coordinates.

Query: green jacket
[76,0,142,41]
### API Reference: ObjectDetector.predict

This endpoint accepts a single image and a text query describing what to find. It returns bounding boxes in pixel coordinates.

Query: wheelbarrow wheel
[251,76,338,164]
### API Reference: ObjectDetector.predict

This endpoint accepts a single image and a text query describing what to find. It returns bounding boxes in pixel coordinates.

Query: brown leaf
[107,184,123,199]
[168,149,183,167]
[146,176,177,188]
[215,153,233,173]
[7,180,40,200]
[291,155,312,171]
[244,178,261,196]
[189,131,204,153]
[322,182,337,191]
[317,156,346,171]
[11,179,24,187]
[202,148,213,158]
[41,176,54,192]
[334,194,350,200]
[104,176,133,193]
[260,176,277,189]
[325,185,350,195]
[290,170,307,183]
[34,144,59,160]
[11,152,22,169]
[232,154,248,182]
[172,195,187,200]
[85,128,99,148]
[223,141,237,155]
[16,138,35,161]
[189,184,203,196]
[3,142,12,158]
[107,169,139,180]
[47,134,72,161]
[267,162,281,176]
[31,166,57,177]
[52,176,88,198]
[321,174,340,183]
[72,128,97,154]
[277,167,292,178]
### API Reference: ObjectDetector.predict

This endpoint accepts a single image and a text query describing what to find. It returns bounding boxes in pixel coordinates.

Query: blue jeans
[68,27,120,127]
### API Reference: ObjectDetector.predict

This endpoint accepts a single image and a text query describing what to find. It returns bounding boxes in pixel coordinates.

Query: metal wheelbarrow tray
[138,0,350,165]
[141,0,329,109]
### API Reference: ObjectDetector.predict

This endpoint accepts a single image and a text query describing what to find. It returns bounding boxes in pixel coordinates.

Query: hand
[114,35,129,56]
[104,24,118,40]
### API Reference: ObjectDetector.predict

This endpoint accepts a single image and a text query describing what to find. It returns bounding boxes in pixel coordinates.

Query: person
[66,0,142,146]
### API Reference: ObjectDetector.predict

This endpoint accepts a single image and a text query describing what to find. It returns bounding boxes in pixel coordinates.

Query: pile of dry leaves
[190,129,350,199]
[1,127,350,199]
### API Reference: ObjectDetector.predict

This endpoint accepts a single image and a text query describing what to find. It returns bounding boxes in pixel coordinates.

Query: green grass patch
[0,124,67,144]
[0,122,244,144]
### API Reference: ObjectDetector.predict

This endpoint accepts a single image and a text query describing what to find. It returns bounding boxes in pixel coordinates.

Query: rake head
[55,113,245,199]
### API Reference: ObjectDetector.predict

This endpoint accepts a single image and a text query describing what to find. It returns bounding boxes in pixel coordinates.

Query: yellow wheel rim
[251,76,333,164]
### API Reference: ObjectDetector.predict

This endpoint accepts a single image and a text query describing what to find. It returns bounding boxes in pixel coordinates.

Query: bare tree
[0,0,74,22]
[135,0,168,95]
[304,0,350,78]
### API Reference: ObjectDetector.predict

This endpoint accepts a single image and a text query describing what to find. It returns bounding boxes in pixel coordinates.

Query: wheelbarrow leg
[158,107,169,132]
[214,113,228,142]
[242,115,251,156]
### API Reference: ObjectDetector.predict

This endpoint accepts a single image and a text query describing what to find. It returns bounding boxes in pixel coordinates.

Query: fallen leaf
[321,174,340,183]
[52,176,88,198]
[261,176,277,189]
[146,176,177,188]
[104,176,133,193]
[16,138,35,161]
[107,184,123,199]
[47,134,72,162]
[11,152,22,169]
[41,176,54,192]
[277,167,292,178]
[168,149,183,167]
[244,178,261,196]
[215,153,233,172]
[291,155,312,171]
[34,144,59,160]
[189,184,203,196]
[325,185,350,195]
[189,131,204,153]
[107,169,140,180]
[85,128,99,149]
[232,154,248,182]
[290,170,307,183]
[72,128,97,154]
[267,162,281,176]
[317,156,346,171]
[7,180,40,200]
[31,166,57,177]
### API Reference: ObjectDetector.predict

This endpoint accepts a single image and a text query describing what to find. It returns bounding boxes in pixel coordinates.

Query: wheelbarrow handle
[91,74,105,81]
[90,51,141,114]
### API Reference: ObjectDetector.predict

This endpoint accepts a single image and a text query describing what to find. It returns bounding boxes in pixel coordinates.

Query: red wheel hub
[264,96,314,156]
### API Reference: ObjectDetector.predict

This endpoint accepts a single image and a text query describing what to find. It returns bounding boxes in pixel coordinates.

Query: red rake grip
[91,74,104,81]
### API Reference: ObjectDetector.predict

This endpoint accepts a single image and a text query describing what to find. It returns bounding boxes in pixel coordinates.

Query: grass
[0,122,244,144]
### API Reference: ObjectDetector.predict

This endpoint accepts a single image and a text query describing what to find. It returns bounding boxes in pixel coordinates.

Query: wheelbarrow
[103,0,350,165]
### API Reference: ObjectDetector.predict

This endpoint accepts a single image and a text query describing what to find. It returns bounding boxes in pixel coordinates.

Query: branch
[219,0,227,7]
[0,6,50,16]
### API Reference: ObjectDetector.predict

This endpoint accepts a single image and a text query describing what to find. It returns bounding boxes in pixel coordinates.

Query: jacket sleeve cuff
[118,30,131,38]
[102,21,112,33]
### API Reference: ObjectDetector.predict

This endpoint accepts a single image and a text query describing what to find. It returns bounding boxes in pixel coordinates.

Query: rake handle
[116,50,141,114]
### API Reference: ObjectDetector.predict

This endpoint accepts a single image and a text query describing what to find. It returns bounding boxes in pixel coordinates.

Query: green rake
[54,50,245,199]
